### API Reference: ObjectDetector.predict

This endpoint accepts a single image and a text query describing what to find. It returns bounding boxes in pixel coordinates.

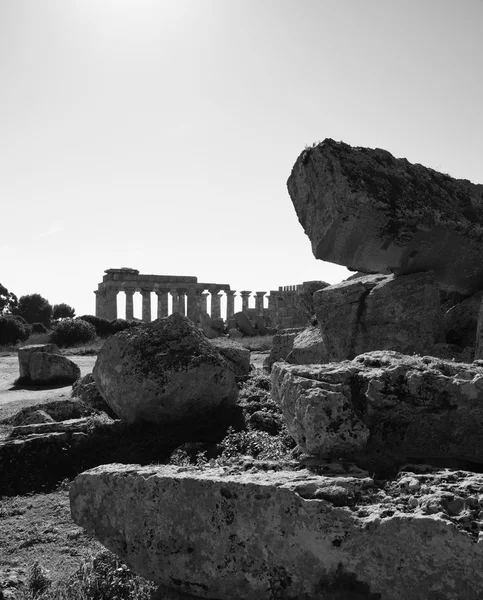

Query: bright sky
[1,0,482,318]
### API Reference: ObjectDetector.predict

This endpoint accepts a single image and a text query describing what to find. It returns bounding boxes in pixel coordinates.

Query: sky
[1,0,483,318]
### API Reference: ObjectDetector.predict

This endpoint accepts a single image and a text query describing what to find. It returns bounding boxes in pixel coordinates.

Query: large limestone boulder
[17,343,61,379]
[18,344,80,385]
[272,351,483,469]
[314,271,444,361]
[92,313,238,426]
[288,139,483,294]
[70,463,483,600]
[286,325,328,365]
[29,353,80,384]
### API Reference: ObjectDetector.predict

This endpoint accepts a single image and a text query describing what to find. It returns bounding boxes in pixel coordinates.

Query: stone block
[17,343,61,379]
[288,138,483,294]
[272,351,483,468]
[70,463,483,599]
[314,272,444,361]
[233,312,255,336]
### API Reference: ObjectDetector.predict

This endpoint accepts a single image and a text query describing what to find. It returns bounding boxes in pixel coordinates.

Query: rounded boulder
[93,313,238,425]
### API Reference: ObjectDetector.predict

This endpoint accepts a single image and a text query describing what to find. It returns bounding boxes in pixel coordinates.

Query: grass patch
[17,552,157,600]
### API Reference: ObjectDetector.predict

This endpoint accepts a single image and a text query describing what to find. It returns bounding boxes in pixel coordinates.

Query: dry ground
[0,354,96,422]
[0,346,270,597]
[0,486,105,594]
[0,352,102,596]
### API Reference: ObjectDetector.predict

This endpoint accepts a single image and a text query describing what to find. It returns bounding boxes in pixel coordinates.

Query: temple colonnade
[95,269,309,328]
[95,268,269,324]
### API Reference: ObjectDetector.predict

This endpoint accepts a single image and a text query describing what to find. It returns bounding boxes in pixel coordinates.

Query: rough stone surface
[92,313,238,425]
[263,328,304,372]
[17,344,61,379]
[211,341,251,377]
[233,312,255,336]
[314,272,444,361]
[12,409,55,426]
[27,352,80,385]
[286,325,328,365]
[5,399,98,427]
[272,350,483,468]
[444,290,483,348]
[70,463,483,600]
[287,138,483,294]
[8,417,91,439]
[71,372,114,414]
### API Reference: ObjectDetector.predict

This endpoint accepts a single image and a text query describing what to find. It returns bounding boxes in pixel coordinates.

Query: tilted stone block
[288,139,483,294]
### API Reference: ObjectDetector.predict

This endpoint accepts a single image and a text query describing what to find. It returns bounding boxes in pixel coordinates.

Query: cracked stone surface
[70,462,483,600]
[271,351,483,469]
[287,139,483,294]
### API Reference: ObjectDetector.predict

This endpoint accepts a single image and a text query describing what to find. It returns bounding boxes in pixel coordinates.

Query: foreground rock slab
[272,351,483,469]
[70,463,483,600]
[93,313,237,426]
[287,139,483,294]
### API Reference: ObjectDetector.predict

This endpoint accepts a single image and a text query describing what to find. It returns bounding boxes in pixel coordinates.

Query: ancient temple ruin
[95,268,233,323]
[95,268,313,327]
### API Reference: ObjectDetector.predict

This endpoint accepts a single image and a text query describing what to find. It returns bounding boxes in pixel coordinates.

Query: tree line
[0,282,75,326]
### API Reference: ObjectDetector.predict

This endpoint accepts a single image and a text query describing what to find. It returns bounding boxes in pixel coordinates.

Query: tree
[0,283,18,314]
[13,294,52,327]
[52,303,76,320]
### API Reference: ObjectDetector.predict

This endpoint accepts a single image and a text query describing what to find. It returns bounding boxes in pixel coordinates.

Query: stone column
[104,289,118,321]
[186,288,197,322]
[240,291,251,315]
[177,290,186,316]
[226,291,236,320]
[200,292,209,315]
[156,290,169,319]
[95,290,103,318]
[268,292,279,326]
[255,291,266,314]
[170,290,179,314]
[125,289,135,320]
[210,289,222,319]
[141,289,151,322]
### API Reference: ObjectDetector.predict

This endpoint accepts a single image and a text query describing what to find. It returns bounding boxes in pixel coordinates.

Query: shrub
[217,429,295,461]
[32,322,48,334]
[52,302,76,320]
[13,293,52,327]
[77,315,114,337]
[12,314,28,324]
[110,318,130,333]
[0,315,30,345]
[50,318,96,347]
[110,318,141,333]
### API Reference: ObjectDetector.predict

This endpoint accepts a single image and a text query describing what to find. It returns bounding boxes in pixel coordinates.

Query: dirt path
[0,355,97,422]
